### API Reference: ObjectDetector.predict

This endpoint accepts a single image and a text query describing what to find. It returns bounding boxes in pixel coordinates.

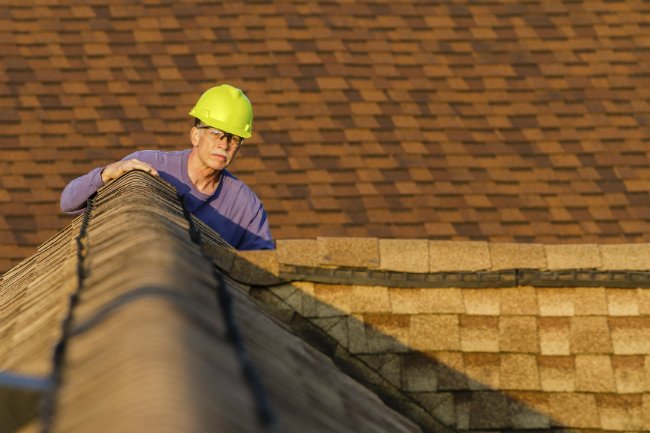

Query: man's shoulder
[126,149,189,173]
[220,169,240,183]
[221,170,248,190]
[221,170,261,203]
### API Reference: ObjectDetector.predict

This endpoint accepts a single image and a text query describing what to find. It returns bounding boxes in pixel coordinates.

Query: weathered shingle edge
[218,239,650,288]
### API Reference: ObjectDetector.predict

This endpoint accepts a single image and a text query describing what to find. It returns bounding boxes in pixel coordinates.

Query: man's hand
[100,159,159,183]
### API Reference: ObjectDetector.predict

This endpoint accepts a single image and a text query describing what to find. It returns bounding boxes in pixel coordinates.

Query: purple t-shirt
[60,149,274,250]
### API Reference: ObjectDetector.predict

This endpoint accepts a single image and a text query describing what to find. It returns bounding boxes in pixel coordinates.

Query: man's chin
[209,155,229,167]
[211,162,229,171]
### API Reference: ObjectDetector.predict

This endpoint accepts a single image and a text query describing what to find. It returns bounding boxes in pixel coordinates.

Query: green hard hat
[189,84,253,139]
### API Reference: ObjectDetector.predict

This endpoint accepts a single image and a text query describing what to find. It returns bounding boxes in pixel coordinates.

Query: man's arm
[60,167,104,213]
[60,157,158,213]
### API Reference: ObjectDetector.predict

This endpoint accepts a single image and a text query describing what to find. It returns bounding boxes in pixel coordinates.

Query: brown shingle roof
[1,1,650,271]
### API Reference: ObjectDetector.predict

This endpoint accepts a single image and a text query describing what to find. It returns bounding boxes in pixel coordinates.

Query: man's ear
[190,127,200,147]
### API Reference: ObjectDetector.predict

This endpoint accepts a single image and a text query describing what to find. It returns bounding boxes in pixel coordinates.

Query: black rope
[40,194,95,433]
[179,196,203,245]
[178,193,282,433]
[69,286,223,339]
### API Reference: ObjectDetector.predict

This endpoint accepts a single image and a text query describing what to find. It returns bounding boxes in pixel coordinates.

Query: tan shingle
[460,315,500,353]
[538,356,575,392]
[537,288,575,317]
[574,355,616,392]
[409,315,460,352]
[573,287,609,316]
[364,313,410,353]
[350,285,391,313]
[317,237,380,268]
[462,289,500,316]
[418,288,465,314]
[509,392,551,429]
[313,283,352,317]
[276,239,319,267]
[499,316,539,353]
[609,317,650,355]
[611,355,646,393]
[500,354,540,391]
[544,244,601,269]
[538,317,571,356]
[548,393,601,429]
[379,239,429,273]
[429,241,491,272]
[606,288,641,316]
[499,287,539,316]
[596,394,646,431]
[489,243,547,270]
[388,288,422,314]
[601,244,650,270]
[463,353,501,391]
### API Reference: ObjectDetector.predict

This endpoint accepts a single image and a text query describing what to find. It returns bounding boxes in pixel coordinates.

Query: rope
[40,194,95,433]
[69,286,223,339]
[179,194,283,433]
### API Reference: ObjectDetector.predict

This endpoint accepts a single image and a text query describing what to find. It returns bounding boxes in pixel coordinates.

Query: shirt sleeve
[60,151,143,213]
[59,166,105,213]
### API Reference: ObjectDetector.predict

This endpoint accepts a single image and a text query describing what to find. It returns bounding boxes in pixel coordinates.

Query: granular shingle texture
[1,1,650,271]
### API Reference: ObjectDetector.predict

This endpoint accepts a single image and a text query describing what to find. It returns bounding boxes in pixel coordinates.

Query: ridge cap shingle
[221,237,650,288]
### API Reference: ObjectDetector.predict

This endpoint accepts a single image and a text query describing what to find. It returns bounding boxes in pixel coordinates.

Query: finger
[127,162,159,177]
[135,163,158,176]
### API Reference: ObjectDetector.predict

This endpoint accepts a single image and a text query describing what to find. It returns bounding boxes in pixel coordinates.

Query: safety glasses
[197,126,244,148]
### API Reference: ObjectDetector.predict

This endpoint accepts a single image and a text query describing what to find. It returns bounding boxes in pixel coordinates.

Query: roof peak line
[206,238,650,289]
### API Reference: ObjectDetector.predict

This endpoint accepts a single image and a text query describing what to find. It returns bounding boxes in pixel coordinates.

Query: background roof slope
[1,0,650,271]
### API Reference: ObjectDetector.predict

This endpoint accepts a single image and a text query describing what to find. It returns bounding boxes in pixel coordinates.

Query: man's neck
[187,152,222,195]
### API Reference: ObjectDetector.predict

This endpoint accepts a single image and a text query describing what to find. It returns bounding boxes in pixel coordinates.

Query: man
[61,84,274,250]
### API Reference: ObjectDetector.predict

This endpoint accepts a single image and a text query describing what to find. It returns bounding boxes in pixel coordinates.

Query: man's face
[190,126,242,171]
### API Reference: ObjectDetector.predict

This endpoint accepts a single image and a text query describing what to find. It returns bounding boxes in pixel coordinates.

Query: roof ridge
[206,237,650,288]
[1,169,427,432]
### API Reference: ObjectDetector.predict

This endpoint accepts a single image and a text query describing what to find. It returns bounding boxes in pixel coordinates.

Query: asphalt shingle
[1,0,650,271]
